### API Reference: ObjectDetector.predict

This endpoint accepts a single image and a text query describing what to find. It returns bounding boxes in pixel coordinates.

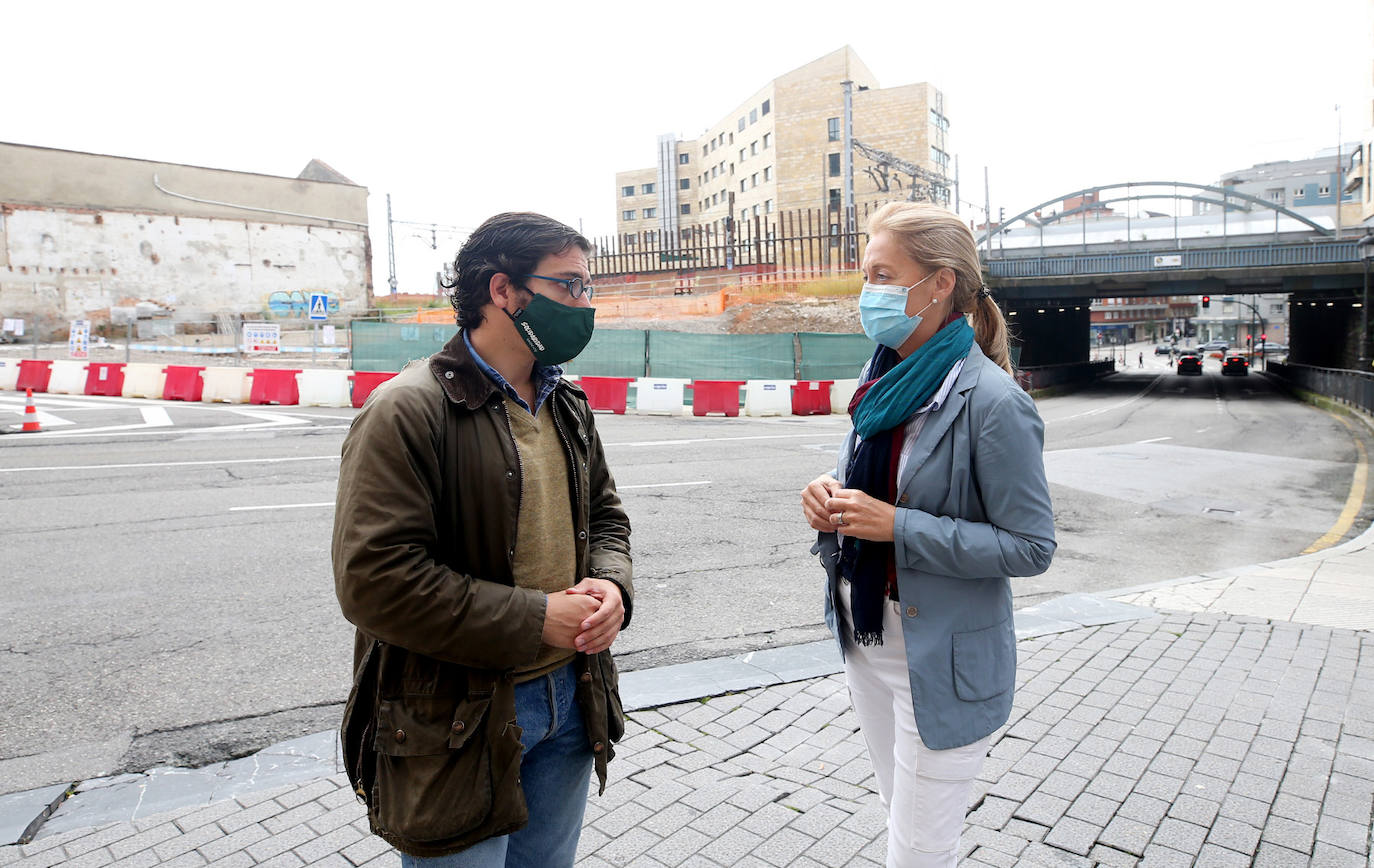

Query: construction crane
[851,138,952,207]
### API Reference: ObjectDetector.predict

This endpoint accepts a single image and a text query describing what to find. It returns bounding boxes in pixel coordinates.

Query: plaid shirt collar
[461,329,563,415]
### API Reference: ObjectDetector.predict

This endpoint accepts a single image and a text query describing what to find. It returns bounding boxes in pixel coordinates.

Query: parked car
[1177,352,1203,375]
[1256,342,1289,357]
[1198,339,1230,354]
[1154,344,1174,356]
[1222,354,1249,376]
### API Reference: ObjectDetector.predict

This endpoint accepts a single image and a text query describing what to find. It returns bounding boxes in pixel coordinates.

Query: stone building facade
[613,46,949,249]
[0,143,371,333]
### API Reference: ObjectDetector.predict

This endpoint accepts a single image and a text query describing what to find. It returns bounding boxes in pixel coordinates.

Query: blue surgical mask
[858,272,937,349]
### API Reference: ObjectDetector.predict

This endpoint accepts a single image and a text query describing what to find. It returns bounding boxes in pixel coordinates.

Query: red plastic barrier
[790,380,834,416]
[84,363,127,397]
[690,380,745,417]
[578,376,635,414]
[15,360,53,393]
[162,365,206,402]
[248,368,302,405]
[349,371,399,408]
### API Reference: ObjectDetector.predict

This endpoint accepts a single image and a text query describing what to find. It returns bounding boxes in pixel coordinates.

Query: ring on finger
[837,511,846,526]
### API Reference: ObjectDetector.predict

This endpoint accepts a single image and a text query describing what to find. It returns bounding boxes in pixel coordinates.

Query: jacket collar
[428,329,585,408]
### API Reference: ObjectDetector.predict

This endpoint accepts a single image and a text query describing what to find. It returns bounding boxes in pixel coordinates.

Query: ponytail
[971,290,1013,375]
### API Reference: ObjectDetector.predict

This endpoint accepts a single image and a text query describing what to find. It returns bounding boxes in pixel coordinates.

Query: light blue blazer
[815,342,1056,750]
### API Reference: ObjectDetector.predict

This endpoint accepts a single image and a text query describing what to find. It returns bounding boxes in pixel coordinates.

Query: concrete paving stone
[1321,790,1374,825]
[1015,792,1071,827]
[340,833,391,866]
[988,772,1039,802]
[1139,843,1194,867]
[1085,843,1140,867]
[1316,815,1371,854]
[1241,751,1290,782]
[253,852,304,868]
[1010,752,1058,779]
[1309,842,1368,867]
[305,802,361,837]
[203,853,254,868]
[1269,792,1321,825]
[697,825,764,866]
[1218,791,1271,831]
[1098,816,1153,856]
[1192,752,1242,782]
[258,801,326,835]
[244,823,317,862]
[1032,735,1080,760]
[1042,817,1099,856]
[1116,793,1169,827]
[1084,772,1136,801]
[1000,818,1050,844]
[150,823,223,862]
[595,801,657,839]
[1277,768,1329,801]
[1207,816,1263,855]
[155,853,208,868]
[963,825,1031,857]
[752,827,814,867]
[1261,814,1318,852]
[1015,840,1094,866]
[1195,843,1256,867]
[965,846,1018,867]
[214,799,285,836]
[644,825,712,866]
[1100,752,1150,782]
[106,823,183,860]
[193,824,271,864]
[1230,771,1281,803]
[1036,772,1089,803]
[596,826,661,865]
[354,855,399,868]
[1252,841,1315,867]
[1074,734,1121,760]
[967,796,1018,829]
[685,801,749,838]
[1165,792,1221,825]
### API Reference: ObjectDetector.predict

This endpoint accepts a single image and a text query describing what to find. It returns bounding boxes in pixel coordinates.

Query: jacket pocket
[370,694,513,844]
[950,619,1015,702]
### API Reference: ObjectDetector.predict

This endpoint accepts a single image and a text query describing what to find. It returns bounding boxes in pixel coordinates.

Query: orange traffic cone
[21,388,41,433]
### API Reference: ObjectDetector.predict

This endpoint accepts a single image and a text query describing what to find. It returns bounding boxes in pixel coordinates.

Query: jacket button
[899,494,909,504]
[444,371,454,380]
[577,530,587,540]
[451,720,465,733]
[506,470,514,478]
[905,606,918,618]
[393,729,407,743]
[592,741,604,754]
[508,548,515,557]
[580,671,592,683]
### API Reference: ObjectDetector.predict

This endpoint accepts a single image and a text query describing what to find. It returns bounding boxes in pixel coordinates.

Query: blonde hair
[867,202,1013,375]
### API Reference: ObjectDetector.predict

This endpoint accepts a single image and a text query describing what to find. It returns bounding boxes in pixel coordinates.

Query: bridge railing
[1269,362,1374,417]
[987,241,1363,278]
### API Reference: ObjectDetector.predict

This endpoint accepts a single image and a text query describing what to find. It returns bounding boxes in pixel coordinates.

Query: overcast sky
[7,0,1372,294]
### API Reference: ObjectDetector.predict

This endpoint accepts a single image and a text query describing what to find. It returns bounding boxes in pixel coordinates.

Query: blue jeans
[400,661,594,868]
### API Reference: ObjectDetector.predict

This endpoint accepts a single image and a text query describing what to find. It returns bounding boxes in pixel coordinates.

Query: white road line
[619,480,711,490]
[1042,373,1165,424]
[230,502,333,512]
[140,407,174,427]
[1135,436,1173,445]
[0,455,339,474]
[605,433,841,447]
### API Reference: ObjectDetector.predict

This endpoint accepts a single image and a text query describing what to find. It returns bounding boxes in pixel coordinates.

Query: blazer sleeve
[893,385,1056,579]
[332,383,547,670]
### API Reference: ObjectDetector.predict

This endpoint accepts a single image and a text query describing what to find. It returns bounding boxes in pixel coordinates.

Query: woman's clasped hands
[800,473,896,542]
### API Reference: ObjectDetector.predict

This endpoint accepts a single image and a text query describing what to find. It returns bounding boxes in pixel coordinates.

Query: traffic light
[1260,333,1266,342]
[1201,295,1211,309]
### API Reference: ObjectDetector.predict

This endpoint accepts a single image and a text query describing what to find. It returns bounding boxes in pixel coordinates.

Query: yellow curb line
[1302,413,1370,554]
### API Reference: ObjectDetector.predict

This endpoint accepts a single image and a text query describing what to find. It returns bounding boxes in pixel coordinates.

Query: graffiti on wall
[266,290,342,317]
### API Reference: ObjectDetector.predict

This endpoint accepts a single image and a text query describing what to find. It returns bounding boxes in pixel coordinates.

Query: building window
[750,108,758,124]
[828,188,841,210]
[751,141,758,155]
[711,166,717,179]
[765,199,774,213]
[702,145,709,157]
[644,207,657,218]
[741,209,748,222]
[827,117,840,142]
[678,153,689,165]
[763,132,771,149]
[828,153,841,177]
[641,183,655,195]
[623,210,635,221]
[762,99,770,116]
[625,235,637,248]
[751,172,758,188]
[752,204,760,216]
[930,147,950,173]
[679,178,690,190]
[740,180,747,193]
[763,166,772,181]
[712,193,718,205]
[680,204,691,215]
[738,117,746,132]
[622,185,635,197]
[740,148,747,162]
[728,132,733,144]
[1320,185,1330,195]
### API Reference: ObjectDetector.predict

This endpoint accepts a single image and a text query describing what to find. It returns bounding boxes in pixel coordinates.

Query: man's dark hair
[444,212,592,329]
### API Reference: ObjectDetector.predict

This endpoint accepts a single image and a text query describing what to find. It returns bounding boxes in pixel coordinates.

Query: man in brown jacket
[333,212,632,866]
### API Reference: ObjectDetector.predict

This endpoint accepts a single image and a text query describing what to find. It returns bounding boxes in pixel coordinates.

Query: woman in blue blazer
[801,202,1056,867]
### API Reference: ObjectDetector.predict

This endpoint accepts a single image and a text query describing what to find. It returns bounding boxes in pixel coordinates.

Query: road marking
[605,433,841,447]
[1042,373,1165,423]
[1302,416,1369,554]
[230,502,333,512]
[0,455,339,474]
[620,480,711,490]
[141,407,173,427]
[1135,437,1172,444]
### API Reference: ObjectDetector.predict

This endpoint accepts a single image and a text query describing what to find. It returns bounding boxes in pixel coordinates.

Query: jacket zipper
[549,393,584,575]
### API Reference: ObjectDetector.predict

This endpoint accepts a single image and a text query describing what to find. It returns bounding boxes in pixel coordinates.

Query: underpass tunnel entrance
[1007,301,1092,367]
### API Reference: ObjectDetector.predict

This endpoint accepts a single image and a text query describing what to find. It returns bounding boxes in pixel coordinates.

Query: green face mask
[507,291,596,365]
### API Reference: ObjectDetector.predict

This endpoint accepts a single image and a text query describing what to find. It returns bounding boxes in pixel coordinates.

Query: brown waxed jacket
[332,332,633,858]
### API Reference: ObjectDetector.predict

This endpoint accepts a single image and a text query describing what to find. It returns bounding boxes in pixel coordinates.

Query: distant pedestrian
[334,212,633,867]
[801,202,1056,867]
[1139,351,1144,368]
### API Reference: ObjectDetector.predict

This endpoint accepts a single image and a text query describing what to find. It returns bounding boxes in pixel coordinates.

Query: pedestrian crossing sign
[309,293,329,320]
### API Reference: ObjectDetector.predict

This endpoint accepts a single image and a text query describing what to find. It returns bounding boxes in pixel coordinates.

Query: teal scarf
[852,317,974,439]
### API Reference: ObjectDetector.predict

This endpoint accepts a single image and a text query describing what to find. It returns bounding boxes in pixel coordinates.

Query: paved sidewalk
[3,524,1373,867]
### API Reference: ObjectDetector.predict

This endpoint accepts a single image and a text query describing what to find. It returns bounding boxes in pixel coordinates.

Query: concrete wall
[0,143,371,328]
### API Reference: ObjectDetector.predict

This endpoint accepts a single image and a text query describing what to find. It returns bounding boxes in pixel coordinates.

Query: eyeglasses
[522,274,595,300]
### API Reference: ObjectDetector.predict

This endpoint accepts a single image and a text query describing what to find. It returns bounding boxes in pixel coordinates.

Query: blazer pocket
[951,619,1015,702]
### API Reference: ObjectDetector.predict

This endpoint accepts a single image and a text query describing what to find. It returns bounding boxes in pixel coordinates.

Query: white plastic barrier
[632,378,687,414]
[121,363,166,399]
[830,379,860,414]
[296,369,352,407]
[201,366,252,403]
[744,379,794,417]
[47,359,88,394]
[0,360,19,391]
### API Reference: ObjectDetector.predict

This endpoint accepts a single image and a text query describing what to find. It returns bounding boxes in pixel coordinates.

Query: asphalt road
[1,358,1369,794]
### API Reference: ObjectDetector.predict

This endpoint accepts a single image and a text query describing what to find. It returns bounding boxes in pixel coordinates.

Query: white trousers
[839,580,991,868]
